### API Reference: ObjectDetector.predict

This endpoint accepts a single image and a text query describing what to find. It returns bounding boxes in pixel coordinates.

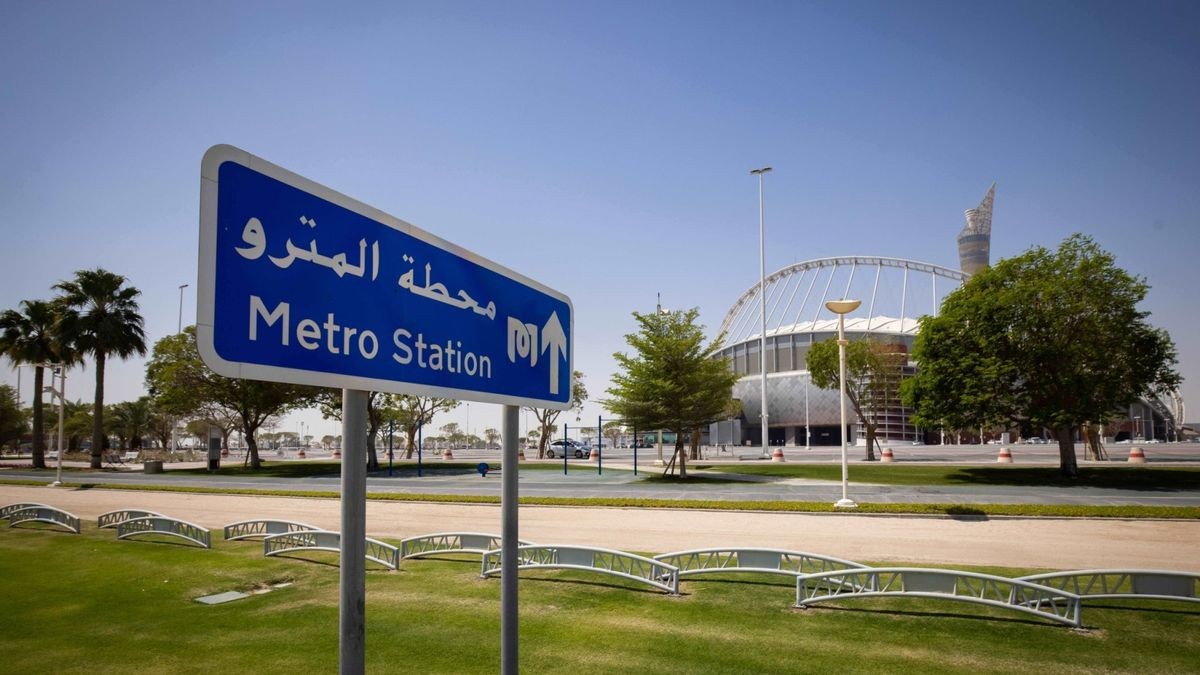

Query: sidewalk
[4,484,1198,572]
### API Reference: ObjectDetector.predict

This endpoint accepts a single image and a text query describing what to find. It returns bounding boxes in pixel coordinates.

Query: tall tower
[957,183,995,276]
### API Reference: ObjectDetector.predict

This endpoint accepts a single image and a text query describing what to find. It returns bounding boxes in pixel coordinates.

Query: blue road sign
[198,145,572,409]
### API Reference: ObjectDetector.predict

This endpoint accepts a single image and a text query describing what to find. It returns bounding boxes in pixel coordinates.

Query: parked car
[545,439,590,459]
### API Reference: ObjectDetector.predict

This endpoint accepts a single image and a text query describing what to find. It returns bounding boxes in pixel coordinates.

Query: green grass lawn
[2,524,1198,673]
[692,463,1200,490]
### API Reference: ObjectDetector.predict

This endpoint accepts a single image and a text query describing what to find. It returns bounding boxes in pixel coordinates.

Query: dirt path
[5,484,1198,571]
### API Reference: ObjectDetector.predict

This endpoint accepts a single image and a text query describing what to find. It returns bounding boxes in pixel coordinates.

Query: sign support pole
[501,404,519,674]
[341,388,368,675]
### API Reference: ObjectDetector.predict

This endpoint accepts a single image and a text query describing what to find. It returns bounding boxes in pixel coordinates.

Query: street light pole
[171,283,189,455]
[46,365,66,487]
[177,283,189,333]
[826,299,861,509]
[751,166,781,462]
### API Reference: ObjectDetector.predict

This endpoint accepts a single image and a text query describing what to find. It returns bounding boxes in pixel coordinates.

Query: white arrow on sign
[540,311,567,395]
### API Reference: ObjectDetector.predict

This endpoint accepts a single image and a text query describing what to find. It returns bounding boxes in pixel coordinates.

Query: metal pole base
[48,481,62,487]
[834,498,858,509]
[770,448,786,462]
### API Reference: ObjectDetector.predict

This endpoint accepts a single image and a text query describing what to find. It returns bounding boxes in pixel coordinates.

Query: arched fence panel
[1017,569,1200,605]
[482,545,679,594]
[655,548,867,580]
[1,502,50,521]
[223,519,319,542]
[796,567,1081,627]
[117,517,211,549]
[401,532,533,561]
[7,506,80,534]
[98,509,164,529]
[263,530,399,570]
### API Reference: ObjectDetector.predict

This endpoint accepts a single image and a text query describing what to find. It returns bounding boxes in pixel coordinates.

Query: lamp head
[750,167,773,175]
[824,299,861,315]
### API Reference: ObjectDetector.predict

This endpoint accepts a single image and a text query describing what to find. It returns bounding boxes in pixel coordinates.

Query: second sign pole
[341,389,368,674]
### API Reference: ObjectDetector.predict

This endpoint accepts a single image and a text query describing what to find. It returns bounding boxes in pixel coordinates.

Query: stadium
[708,185,1183,449]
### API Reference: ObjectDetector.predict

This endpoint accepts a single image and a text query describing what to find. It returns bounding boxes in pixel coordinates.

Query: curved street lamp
[825,298,861,508]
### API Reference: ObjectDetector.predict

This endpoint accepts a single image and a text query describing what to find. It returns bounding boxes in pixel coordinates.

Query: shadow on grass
[678,577,795,590]
[943,506,989,520]
[1087,603,1200,616]
[271,553,395,572]
[945,467,1200,491]
[9,523,79,535]
[117,536,207,549]
[516,573,681,596]
[798,603,1068,628]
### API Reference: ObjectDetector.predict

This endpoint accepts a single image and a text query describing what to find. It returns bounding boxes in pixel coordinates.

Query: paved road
[4,484,1197,572]
[5,449,1200,506]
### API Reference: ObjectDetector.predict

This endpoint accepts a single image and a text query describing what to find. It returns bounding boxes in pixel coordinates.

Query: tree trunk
[538,419,552,459]
[863,422,877,461]
[689,429,701,461]
[404,426,418,459]
[366,419,380,471]
[676,437,687,478]
[90,354,106,469]
[246,424,262,470]
[1056,425,1077,478]
[31,366,45,469]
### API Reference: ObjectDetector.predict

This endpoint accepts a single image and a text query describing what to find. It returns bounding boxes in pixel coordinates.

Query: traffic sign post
[199,145,571,675]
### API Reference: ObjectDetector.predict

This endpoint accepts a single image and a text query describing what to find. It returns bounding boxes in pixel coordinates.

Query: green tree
[806,338,907,461]
[386,396,458,459]
[440,422,462,448]
[0,384,27,452]
[63,399,92,452]
[320,390,378,469]
[605,308,738,477]
[902,234,1181,478]
[525,371,586,459]
[145,327,319,469]
[54,269,147,468]
[107,396,154,452]
[602,420,625,450]
[483,427,499,448]
[148,401,175,451]
[0,299,72,468]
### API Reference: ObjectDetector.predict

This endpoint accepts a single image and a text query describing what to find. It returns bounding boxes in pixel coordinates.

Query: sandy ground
[4,484,1199,571]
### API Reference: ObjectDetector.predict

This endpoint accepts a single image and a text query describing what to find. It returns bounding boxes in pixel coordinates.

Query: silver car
[545,439,590,459]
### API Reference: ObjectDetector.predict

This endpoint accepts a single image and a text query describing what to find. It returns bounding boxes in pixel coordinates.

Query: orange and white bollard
[443,447,455,460]
[1127,446,1147,464]
[590,447,600,461]
[880,447,895,462]
[297,448,306,459]
[333,449,341,459]
[996,447,1013,463]
[518,448,526,461]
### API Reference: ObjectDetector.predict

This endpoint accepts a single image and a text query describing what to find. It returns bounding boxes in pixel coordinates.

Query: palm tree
[0,300,67,469]
[55,269,146,469]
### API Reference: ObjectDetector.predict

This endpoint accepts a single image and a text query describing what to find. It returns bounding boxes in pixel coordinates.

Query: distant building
[711,182,1188,448]
[956,183,994,276]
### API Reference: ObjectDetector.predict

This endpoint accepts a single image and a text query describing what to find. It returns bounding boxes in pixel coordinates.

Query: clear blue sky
[2,1,1197,438]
